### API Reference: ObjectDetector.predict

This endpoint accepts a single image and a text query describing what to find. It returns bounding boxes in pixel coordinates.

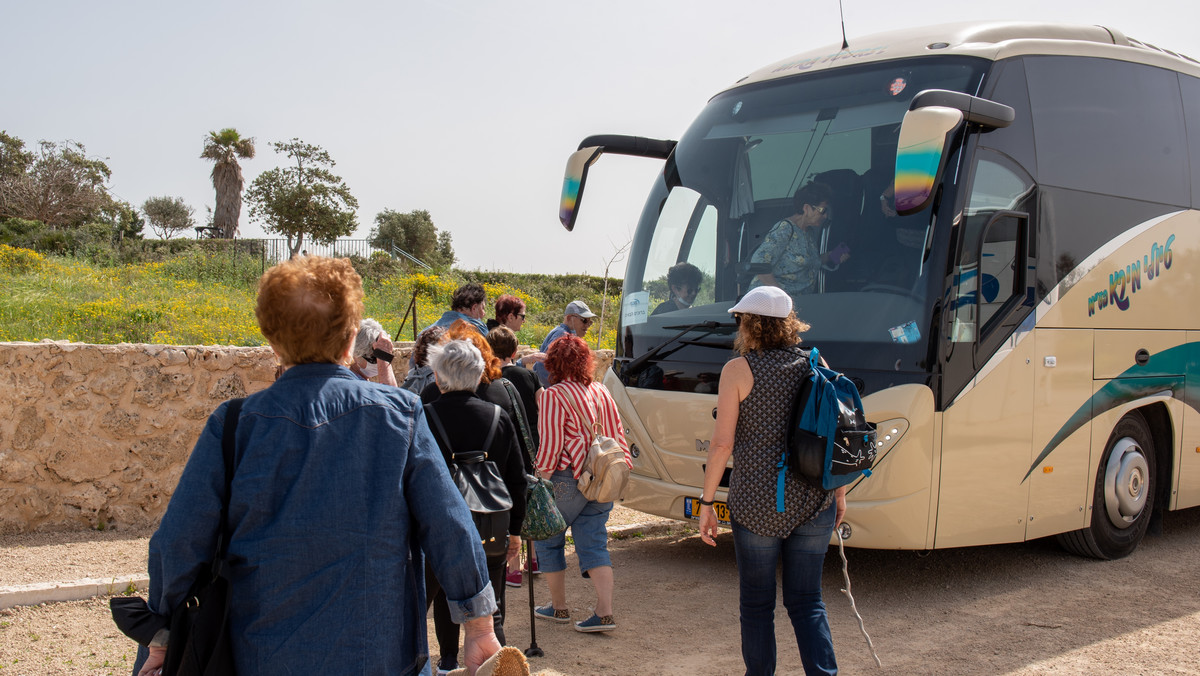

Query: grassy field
[0,244,623,350]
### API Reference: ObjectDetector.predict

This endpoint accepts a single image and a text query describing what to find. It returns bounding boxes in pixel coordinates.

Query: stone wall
[0,342,278,534]
[0,341,614,535]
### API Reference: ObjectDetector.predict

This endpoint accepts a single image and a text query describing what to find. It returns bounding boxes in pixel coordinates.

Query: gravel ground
[0,505,670,675]
[0,528,156,589]
[6,507,1198,675]
[0,507,652,589]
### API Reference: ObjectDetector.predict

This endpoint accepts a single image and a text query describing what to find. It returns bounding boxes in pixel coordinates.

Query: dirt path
[2,507,1200,675]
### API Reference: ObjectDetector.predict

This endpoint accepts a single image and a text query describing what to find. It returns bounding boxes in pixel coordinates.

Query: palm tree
[200,128,255,238]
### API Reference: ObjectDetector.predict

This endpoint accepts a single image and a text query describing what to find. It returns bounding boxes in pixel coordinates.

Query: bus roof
[727,22,1200,92]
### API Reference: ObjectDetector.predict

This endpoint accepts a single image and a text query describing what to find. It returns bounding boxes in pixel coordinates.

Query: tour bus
[559,22,1200,559]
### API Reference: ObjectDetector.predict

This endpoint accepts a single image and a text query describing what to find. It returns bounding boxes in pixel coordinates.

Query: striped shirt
[535,380,632,478]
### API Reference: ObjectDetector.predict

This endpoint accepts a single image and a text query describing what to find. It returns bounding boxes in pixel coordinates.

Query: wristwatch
[698,496,714,506]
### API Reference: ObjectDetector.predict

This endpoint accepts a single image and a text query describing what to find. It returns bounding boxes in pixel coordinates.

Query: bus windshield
[619,57,987,393]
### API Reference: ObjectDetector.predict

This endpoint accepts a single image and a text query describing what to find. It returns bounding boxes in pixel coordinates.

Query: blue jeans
[535,470,612,574]
[731,502,837,676]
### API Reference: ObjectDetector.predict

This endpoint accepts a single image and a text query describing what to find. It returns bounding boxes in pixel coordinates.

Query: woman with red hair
[532,333,631,633]
[487,293,527,333]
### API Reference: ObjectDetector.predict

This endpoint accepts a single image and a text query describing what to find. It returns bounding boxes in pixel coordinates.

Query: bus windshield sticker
[888,320,921,344]
[623,291,650,326]
[889,78,907,96]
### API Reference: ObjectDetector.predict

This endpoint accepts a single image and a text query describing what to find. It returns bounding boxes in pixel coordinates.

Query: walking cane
[523,538,544,658]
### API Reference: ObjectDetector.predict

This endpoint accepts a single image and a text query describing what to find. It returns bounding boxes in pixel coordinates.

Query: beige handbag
[565,388,630,503]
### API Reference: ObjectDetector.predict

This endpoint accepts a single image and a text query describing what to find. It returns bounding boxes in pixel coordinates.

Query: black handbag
[425,403,513,558]
[163,396,242,676]
[111,398,243,676]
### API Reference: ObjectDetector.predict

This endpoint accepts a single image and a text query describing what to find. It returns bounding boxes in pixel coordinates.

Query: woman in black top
[424,339,527,675]
[488,325,542,450]
[697,286,845,676]
[488,324,545,586]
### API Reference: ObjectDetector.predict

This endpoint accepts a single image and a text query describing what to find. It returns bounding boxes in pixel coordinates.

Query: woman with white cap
[697,285,845,676]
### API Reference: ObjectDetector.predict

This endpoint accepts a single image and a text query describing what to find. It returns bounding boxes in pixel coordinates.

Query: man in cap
[533,300,596,387]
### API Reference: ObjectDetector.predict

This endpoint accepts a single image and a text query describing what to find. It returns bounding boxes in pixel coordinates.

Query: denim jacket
[429,310,488,336]
[145,363,496,675]
[534,322,575,387]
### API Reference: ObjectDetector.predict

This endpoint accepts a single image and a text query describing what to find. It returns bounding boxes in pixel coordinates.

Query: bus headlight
[871,417,910,464]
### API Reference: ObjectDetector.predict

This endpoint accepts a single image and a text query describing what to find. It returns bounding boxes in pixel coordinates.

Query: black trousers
[425,554,507,667]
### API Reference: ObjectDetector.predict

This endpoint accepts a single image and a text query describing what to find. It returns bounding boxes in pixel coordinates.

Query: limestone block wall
[0,342,280,534]
[0,341,614,535]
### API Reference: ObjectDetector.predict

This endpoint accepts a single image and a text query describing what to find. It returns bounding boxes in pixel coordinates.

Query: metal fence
[239,238,431,272]
[257,238,384,266]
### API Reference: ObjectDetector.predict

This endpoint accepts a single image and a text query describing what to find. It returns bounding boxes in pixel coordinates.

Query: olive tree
[245,139,358,258]
[369,208,456,268]
[142,196,195,239]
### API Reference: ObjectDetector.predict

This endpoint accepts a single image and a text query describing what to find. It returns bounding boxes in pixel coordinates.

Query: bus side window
[1182,75,1200,209]
[951,152,1034,344]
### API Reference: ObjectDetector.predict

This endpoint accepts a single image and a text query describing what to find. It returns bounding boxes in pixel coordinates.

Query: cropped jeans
[535,470,612,575]
[731,502,838,676]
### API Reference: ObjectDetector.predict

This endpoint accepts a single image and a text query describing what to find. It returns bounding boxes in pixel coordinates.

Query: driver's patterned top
[750,219,820,298]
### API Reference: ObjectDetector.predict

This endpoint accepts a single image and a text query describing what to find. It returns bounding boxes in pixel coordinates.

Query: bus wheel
[1056,413,1156,560]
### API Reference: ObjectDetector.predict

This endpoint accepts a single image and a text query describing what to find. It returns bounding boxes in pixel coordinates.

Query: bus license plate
[684,497,729,524]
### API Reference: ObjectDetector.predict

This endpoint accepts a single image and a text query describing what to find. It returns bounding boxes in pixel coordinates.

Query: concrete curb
[0,575,148,610]
[0,519,691,610]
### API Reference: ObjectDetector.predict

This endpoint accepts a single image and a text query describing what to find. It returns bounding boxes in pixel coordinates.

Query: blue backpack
[776,347,877,509]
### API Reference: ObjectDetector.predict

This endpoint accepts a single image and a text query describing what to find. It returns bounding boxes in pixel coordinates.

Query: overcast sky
[5,0,1198,275]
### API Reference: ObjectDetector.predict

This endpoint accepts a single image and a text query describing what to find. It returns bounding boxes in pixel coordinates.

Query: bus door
[937,150,1038,547]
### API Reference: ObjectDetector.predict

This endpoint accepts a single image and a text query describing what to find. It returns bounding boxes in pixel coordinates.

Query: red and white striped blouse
[535,380,632,478]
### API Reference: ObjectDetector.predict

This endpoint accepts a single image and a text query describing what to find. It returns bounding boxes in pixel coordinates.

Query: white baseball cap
[565,300,597,318]
[728,286,792,319]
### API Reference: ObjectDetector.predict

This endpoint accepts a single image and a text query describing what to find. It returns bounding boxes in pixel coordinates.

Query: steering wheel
[860,283,911,295]
[860,283,924,304]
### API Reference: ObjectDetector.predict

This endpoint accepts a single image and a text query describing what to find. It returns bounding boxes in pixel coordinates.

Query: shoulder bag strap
[428,403,501,459]
[423,404,454,455]
[215,397,244,563]
[590,385,604,433]
[499,378,535,455]
[562,385,599,442]
[480,404,501,453]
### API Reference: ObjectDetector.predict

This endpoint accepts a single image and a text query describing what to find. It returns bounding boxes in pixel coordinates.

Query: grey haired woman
[348,318,397,386]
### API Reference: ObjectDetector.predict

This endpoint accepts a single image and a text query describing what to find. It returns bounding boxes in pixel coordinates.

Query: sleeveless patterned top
[727,345,832,538]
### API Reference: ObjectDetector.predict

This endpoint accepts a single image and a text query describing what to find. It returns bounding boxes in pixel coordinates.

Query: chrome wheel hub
[1104,437,1149,529]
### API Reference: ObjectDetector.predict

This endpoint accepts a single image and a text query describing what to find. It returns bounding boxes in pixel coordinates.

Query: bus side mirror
[894,90,1014,216]
[893,106,964,216]
[560,135,677,231]
[560,146,605,231]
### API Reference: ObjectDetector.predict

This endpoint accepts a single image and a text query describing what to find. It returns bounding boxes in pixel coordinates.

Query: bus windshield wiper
[623,320,734,375]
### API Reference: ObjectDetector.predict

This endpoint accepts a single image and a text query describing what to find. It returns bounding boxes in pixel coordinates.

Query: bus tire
[1056,413,1156,561]
[1056,413,1156,560]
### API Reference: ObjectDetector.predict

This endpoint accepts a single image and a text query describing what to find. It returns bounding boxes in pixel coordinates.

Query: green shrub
[0,243,46,274]
[0,218,46,243]
[349,251,403,283]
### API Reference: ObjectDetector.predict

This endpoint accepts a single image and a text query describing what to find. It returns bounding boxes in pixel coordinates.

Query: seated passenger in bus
[852,167,926,291]
[749,181,849,298]
[652,262,703,315]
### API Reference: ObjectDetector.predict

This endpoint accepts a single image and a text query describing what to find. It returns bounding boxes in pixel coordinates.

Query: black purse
[111,398,243,676]
[425,404,513,558]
